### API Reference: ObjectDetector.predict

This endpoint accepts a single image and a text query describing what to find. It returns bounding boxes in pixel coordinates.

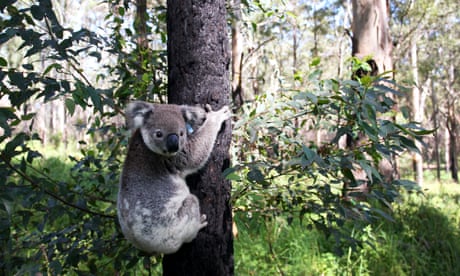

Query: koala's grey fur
[117,101,230,254]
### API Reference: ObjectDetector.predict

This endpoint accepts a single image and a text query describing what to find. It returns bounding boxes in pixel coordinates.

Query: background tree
[1,0,458,274]
[351,0,393,76]
[343,0,397,195]
[162,0,233,275]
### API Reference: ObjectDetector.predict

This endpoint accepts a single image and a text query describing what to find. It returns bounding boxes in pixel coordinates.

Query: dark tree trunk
[135,0,148,78]
[446,63,458,183]
[447,101,458,183]
[163,0,234,275]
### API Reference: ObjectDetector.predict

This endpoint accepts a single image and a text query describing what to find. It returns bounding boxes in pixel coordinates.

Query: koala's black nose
[166,134,179,153]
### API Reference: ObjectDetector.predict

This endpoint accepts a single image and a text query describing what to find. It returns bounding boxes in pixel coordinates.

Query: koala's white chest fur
[118,175,202,254]
[117,101,230,254]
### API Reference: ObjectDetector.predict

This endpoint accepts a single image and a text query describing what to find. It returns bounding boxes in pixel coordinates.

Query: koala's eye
[155,131,163,138]
[180,131,184,137]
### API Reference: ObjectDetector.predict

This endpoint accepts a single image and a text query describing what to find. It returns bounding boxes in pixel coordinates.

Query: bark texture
[351,0,393,76]
[346,0,396,198]
[163,0,234,275]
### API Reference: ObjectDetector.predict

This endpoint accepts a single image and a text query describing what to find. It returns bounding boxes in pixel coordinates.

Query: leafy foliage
[234,186,460,275]
[0,0,433,274]
[0,0,166,274]
[228,61,426,254]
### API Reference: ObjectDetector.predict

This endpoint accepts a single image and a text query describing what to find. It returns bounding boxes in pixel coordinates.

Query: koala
[117,101,230,254]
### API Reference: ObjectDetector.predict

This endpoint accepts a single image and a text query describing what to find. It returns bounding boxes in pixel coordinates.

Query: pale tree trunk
[163,0,234,274]
[293,22,298,77]
[411,41,424,186]
[231,0,243,111]
[429,77,441,181]
[445,127,451,175]
[351,0,393,76]
[347,0,395,199]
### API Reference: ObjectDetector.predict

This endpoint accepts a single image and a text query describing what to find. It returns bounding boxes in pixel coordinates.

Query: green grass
[234,182,460,275]
[234,214,338,275]
[14,145,460,275]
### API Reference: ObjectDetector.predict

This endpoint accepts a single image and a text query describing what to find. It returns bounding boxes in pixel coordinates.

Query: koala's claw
[200,214,208,228]
[204,104,213,113]
[218,106,231,121]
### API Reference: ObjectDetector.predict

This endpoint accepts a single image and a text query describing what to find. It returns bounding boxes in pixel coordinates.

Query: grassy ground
[23,146,460,275]
[234,174,460,276]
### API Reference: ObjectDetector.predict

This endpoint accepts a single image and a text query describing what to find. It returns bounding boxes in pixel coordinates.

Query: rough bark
[135,0,148,78]
[163,0,234,275]
[446,63,458,183]
[447,105,458,183]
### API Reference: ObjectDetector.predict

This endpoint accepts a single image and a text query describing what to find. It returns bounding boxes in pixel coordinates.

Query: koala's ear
[181,107,194,123]
[125,101,153,130]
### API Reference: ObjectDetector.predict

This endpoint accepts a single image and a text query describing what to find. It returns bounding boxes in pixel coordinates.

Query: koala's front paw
[200,214,208,228]
[214,106,231,123]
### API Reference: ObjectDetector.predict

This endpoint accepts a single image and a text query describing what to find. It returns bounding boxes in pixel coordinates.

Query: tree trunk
[135,0,148,79]
[430,77,441,181]
[351,0,393,76]
[447,107,458,183]
[445,127,451,175]
[410,41,423,186]
[231,0,243,111]
[346,0,395,198]
[446,63,458,183]
[163,0,234,275]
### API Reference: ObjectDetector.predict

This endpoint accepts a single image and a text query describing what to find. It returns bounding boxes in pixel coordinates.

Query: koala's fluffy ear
[125,101,153,130]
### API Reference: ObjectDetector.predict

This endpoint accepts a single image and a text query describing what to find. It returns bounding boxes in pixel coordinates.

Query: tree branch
[1,155,116,219]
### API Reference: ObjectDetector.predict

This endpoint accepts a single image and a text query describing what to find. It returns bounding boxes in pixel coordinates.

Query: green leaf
[285,11,297,19]
[358,160,382,183]
[22,63,33,70]
[30,5,44,20]
[372,208,395,222]
[247,167,264,184]
[118,6,125,16]
[302,145,316,161]
[43,63,63,76]
[89,51,102,62]
[88,88,102,113]
[0,57,7,67]
[393,179,420,191]
[310,57,321,67]
[3,132,26,159]
[400,106,411,119]
[225,172,241,181]
[65,98,76,116]
[361,121,378,141]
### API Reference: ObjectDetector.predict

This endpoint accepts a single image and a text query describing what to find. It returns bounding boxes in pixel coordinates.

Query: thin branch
[26,162,116,205]
[1,155,116,219]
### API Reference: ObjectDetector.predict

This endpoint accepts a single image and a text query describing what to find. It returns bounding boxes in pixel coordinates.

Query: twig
[1,155,115,219]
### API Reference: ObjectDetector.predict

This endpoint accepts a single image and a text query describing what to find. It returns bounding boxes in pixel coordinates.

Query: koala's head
[126,101,194,157]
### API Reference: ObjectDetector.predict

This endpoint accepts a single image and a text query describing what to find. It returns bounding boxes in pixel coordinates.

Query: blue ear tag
[186,123,194,134]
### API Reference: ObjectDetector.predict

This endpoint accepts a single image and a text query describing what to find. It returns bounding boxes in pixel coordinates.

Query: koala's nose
[166,134,179,153]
